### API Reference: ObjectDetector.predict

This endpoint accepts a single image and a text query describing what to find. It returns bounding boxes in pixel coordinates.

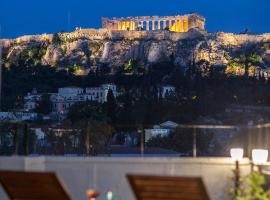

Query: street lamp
[230,148,244,196]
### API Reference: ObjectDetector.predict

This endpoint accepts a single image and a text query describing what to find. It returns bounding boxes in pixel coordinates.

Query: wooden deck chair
[127,174,210,200]
[0,170,71,200]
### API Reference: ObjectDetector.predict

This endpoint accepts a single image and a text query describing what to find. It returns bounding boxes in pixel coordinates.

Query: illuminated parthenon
[102,13,205,32]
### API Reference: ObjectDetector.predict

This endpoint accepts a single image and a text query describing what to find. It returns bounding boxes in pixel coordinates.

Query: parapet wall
[0,157,251,200]
[215,32,270,46]
[58,28,207,42]
[58,29,270,43]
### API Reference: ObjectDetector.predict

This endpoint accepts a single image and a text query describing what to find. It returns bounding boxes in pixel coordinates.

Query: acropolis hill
[1,13,270,75]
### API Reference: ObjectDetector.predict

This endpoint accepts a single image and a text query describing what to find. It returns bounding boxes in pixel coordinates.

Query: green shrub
[124,59,135,73]
[230,171,270,200]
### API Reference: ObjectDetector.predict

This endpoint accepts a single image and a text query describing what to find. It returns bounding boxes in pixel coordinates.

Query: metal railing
[1,121,270,157]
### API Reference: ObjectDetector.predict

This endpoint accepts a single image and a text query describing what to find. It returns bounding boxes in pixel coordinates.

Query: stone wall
[214,32,270,47]
[55,28,207,42]
[0,157,251,200]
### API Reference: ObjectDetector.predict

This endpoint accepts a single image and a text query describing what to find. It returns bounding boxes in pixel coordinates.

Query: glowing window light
[252,149,268,165]
[230,148,244,161]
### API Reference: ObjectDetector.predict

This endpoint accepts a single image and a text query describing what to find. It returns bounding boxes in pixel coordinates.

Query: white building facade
[0,112,38,121]
[51,84,118,113]
[145,121,179,142]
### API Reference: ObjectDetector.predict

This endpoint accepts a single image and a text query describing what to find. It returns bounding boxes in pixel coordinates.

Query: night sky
[0,0,270,38]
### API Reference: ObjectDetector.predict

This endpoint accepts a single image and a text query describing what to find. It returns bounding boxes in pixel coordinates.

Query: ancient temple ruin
[102,13,205,32]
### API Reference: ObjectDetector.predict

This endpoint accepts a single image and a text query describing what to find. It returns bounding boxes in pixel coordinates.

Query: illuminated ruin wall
[102,13,205,32]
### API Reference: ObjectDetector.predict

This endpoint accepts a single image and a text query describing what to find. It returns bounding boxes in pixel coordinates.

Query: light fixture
[230,148,244,161]
[106,191,115,200]
[86,189,100,200]
[252,149,268,165]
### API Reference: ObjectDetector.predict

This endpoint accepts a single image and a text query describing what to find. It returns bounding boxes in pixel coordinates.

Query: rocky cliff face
[1,29,270,74]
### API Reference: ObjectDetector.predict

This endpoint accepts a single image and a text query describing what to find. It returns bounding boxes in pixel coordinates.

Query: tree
[147,128,193,155]
[34,94,52,115]
[67,102,113,155]
[77,120,112,155]
[147,127,214,156]
[239,43,262,77]
[124,59,135,73]
[116,90,134,131]
[105,89,117,125]
[0,124,14,155]
[225,42,262,77]
[240,54,261,77]
[67,101,106,123]
[52,33,62,45]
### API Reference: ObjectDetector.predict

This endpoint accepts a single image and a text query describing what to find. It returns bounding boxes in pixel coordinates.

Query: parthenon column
[178,18,182,32]
[134,21,138,30]
[131,22,135,31]
[163,20,167,29]
[140,21,144,29]
[169,20,172,28]
[158,21,161,30]
[146,21,150,31]
[181,18,185,32]
[152,21,155,30]
[126,21,130,30]
[122,22,126,30]
[183,18,188,32]
[118,22,122,30]
[174,20,177,32]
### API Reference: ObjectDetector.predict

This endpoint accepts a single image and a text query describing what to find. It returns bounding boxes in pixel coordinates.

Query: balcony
[0,156,251,200]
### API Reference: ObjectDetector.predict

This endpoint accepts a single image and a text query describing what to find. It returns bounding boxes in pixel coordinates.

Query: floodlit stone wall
[59,28,206,41]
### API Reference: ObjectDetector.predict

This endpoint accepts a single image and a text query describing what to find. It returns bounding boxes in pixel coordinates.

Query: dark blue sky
[0,0,270,38]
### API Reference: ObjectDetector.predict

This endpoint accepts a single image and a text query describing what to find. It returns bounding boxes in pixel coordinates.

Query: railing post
[13,124,19,155]
[193,128,197,157]
[23,123,29,156]
[139,129,144,157]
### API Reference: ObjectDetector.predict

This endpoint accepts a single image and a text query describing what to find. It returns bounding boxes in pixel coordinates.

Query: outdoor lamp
[252,149,268,165]
[230,148,243,196]
[106,191,116,200]
[86,189,100,200]
[230,148,244,161]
